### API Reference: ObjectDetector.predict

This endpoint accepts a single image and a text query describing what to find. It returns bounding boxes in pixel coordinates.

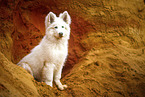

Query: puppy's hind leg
[19,63,33,76]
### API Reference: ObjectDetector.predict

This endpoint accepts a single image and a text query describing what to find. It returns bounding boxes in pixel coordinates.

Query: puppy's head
[45,11,71,42]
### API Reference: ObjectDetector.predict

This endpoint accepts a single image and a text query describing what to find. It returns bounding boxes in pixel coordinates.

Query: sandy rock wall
[0,0,145,96]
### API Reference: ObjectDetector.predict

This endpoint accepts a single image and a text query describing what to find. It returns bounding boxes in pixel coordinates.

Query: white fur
[17,11,71,90]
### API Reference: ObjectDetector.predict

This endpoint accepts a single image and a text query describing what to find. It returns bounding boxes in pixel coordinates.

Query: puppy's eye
[54,26,58,29]
[62,26,64,28]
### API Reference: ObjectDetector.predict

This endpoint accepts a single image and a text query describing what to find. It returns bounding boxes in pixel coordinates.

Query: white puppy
[17,11,71,90]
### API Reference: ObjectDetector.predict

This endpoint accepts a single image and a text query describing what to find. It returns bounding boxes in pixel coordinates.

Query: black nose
[59,32,63,37]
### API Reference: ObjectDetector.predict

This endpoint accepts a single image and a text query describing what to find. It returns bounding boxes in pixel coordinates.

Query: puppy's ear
[45,12,56,29]
[59,11,71,25]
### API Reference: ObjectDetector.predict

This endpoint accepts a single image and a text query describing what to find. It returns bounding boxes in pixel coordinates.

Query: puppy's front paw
[58,84,67,90]
[45,81,53,87]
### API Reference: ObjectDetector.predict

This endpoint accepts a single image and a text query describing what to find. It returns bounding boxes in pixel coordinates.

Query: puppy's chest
[52,47,67,57]
[45,45,67,62]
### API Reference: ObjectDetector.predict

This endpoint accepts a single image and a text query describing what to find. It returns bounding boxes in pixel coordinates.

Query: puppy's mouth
[55,32,64,39]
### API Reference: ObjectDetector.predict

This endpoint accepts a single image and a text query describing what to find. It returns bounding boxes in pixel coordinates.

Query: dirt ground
[0,0,145,97]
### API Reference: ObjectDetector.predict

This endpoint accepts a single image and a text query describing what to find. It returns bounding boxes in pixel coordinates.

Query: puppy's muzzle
[59,32,63,37]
